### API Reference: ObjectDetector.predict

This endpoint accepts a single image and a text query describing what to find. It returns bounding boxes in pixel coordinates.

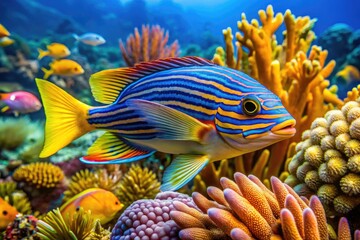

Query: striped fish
[36,57,295,191]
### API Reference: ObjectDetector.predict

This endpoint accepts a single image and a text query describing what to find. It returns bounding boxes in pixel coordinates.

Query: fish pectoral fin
[0,105,9,112]
[129,99,212,144]
[81,131,154,164]
[161,155,209,191]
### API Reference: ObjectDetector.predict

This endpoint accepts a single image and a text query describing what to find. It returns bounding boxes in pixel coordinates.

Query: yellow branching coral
[36,208,95,240]
[119,24,180,66]
[171,173,356,239]
[13,162,64,188]
[286,98,360,224]
[62,167,122,203]
[0,181,32,215]
[116,164,160,207]
[212,5,341,181]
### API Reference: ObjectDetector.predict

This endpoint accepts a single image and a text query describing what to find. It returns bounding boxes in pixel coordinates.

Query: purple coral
[111,191,197,240]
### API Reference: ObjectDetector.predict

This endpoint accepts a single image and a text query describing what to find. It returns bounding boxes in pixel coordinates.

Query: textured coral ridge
[111,192,198,240]
[13,162,64,188]
[286,99,360,216]
[171,172,339,240]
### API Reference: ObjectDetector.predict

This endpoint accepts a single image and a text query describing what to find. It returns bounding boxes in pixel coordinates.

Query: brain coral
[111,191,197,240]
[13,162,64,188]
[286,98,360,218]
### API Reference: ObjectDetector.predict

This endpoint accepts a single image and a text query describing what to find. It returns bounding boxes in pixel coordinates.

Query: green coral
[286,99,360,219]
[0,181,32,215]
[116,165,160,208]
[0,117,44,162]
[36,208,95,240]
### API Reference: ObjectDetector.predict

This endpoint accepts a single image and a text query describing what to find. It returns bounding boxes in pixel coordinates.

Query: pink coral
[110,192,197,240]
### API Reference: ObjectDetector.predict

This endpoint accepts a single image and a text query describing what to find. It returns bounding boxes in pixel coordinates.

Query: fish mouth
[271,119,296,136]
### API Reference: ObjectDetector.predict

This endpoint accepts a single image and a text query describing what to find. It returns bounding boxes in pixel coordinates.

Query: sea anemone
[115,164,160,208]
[36,208,96,240]
[13,162,64,189]
[171,173,357,239]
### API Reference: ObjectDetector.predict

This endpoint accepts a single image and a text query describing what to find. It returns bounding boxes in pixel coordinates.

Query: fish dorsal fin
[89,56,215,104]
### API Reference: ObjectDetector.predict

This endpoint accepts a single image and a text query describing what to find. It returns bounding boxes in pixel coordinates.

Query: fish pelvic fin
[36,78,94,158]
[41,67,53,80]
[81,132,154,164]
[37,48,48,60]
[161,155,209,191]
[72,34,79,41]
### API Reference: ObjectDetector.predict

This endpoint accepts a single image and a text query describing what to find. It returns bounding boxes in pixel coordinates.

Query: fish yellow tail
[41,67,53,80]
[36,79,94,158]
[37,48,48,59]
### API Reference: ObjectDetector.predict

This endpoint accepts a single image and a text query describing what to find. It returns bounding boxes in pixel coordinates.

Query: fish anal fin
[81,132,154,164]
[89,56,215,104]
[161,155,209,191]
[129,99,212,143]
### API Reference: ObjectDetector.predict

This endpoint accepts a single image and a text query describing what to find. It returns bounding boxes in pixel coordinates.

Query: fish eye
[242,97,260,116]
[115,201,119,205]
[74,67,78,71]
[76,206,80,211]
[2,210,8,216]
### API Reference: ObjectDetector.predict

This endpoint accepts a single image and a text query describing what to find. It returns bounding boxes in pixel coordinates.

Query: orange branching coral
[13,162,64,188]
[171,173,359,239]
[212,5,341,180]
[119,24,180,66]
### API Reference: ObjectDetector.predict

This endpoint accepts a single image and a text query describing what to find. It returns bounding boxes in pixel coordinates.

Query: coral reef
[62,167,122,203]
[116,165,160,208]
[13,162,64,189]
[171,172,358,239]
[211,5,341,182]
[119,24,180,66]
[0,181,32,215]
[111,191,197,240]
[285,98,360,224]
[0,117,43,162]
[3,214,39,240]
[36,208,96,240]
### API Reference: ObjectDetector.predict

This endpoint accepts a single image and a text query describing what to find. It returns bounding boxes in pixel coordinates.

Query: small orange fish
[0,37,14,47]
[37,43,71,60]
[41,59,84,79]
[0,197,18,230]
[60,188,123,224]
[0,24,10,38]
[336,65,360,83]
